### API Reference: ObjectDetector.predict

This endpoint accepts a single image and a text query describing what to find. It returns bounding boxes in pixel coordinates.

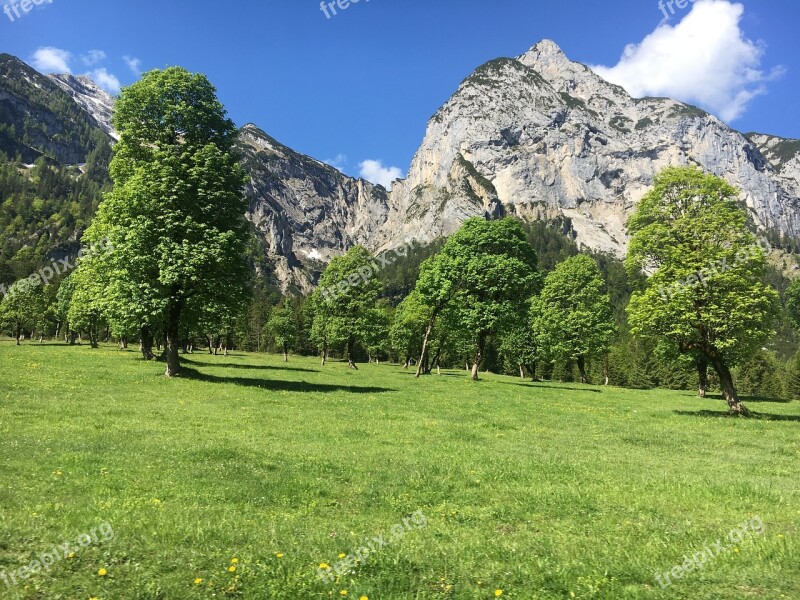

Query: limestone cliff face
[0,54,111,164]
[48,74,118,140]
[10,42,800,292]
[381,40,800,257]
[237,125,389,293]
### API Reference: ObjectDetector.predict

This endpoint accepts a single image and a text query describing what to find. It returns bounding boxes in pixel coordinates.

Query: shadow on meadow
[180,367,395,394]
[687,392,794,404]
[499,381,604,393]
[674,409,800,422]
[180,357,319,373]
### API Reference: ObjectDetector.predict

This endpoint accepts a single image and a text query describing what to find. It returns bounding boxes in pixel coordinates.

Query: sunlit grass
[0,341,797,599]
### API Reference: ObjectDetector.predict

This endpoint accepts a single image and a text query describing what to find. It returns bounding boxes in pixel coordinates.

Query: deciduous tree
[626,167,779,415]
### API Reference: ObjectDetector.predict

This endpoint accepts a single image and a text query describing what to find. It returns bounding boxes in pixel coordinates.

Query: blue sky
[1,0,798,185]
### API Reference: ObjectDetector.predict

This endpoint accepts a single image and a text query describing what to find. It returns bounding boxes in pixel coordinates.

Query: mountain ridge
[2,41,799,291]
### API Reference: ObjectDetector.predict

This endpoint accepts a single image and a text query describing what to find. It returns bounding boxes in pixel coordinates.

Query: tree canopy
[626,166,779,415]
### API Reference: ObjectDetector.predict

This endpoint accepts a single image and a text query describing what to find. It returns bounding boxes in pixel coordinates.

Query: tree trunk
[15,322,21,346]
[577,356,588,384]
[430,345,443,375]
[471,333,486,381]
[403,356,410,369]
[709,355,750,416]
[698,356,709,398]
[347,337,358,369]
[164,300,182,378]
[140,327,155,360]
[89,318,99,349]
[519,364,525,380]
[207,336,214,354]
[321,341,327,366]
[530,360,537,382]
[415,318,435,378]
[604,354,610,386]
[283,343,288,363]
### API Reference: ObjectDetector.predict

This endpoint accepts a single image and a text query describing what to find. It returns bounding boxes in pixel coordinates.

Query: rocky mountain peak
[48,73,118,139]
[518,39,568,66]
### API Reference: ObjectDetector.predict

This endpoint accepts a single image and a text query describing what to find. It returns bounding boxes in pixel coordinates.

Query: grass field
[0,341,797,599]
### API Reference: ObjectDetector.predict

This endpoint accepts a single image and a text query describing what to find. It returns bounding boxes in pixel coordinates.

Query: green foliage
[311,246,382,364]
[785,278,800,330]
[626,167,779,370]
[450,218,539,339]
[412,217,539,376]
[266,300,297,357]
[363,302,393,361]
[499,298,541,377]
[535,255,615,372]
[787,351,800,400]
[74,67,250,371]
[377,240,444,306]
[733,350,787,400]
[0,277,46,340]
[0,152,109,280]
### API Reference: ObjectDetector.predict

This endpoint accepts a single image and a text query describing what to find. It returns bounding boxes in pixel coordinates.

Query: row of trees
[0,63,791,416]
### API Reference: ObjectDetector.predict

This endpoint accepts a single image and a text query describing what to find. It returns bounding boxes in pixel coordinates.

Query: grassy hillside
[0,343,797,599]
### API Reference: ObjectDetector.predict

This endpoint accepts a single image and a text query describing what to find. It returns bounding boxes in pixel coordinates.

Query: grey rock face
[238,125,389,293]
[382,40,800,257]
[48,74,118,140]
[18,41,799,291]
[0,54,108,164]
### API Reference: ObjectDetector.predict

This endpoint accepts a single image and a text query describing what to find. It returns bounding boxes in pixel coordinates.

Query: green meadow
[0,341,797,599]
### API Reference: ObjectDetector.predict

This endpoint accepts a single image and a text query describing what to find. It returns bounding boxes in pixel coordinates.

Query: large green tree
[266,299,297,362]
[784,278,800,330]
[311,246,382,369]
[535,255,615,384]
[500,298,541,380]
[76,67,249,377]
[0,278,44,345]
[390,290,430,369]
[626,167,779,415]
[413,218,539,380]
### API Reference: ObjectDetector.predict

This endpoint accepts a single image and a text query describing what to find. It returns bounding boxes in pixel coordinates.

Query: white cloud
[590,0,784,121]
[81,50,106,67]
[358,159,404,189]
[87,68,121,95]
[123,55,142,76]
[31,47,72,74]
[324,153,348,170]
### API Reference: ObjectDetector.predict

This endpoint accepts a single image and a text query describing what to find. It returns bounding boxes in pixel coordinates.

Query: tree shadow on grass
[179,357,318,373]
[674,409,800,422]
[499,381,603,393]
[181,367,395,394]
[701,393,793,404]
